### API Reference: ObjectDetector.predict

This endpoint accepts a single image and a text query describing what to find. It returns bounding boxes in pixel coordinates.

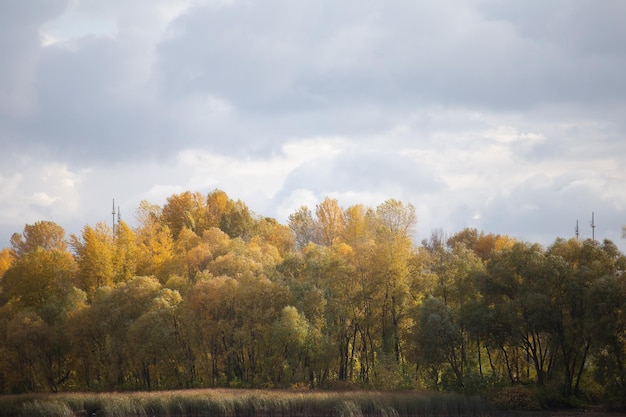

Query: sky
[1,0,625,252]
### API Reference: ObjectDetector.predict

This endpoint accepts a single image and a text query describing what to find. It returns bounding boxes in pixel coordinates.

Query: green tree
[414,297,464,390]
[269,305,311,386]
[219,199,255,239]
[186,275,240,386]
[478,242,553,385]
[546,238,626,396]
[588,272,626,407]
[127,289,185,389]
[88,276,165,389]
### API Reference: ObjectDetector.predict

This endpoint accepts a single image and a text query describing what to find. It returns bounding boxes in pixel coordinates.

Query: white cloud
[30,192,57,207]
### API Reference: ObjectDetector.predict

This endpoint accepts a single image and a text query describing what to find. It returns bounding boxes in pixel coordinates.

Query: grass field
[0,388,492,417]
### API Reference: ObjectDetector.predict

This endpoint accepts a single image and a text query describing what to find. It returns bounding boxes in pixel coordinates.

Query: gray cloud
[0,0,67,122]
[1,1,625,252]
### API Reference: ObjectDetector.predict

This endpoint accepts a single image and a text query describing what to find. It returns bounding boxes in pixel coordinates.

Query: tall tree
[127,289,185,389]
[186,275,240,386]
[135,201,175,282]
[315,197,345,246]
[478,242,554,385]
[71,223,114,300]
[546,238,626,396]
[414,297,464,389]
[112,220,139,283]
[288,206,319,249]
[371,199,417,365]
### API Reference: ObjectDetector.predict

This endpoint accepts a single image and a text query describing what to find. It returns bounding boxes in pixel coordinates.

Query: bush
[486,385,542,411]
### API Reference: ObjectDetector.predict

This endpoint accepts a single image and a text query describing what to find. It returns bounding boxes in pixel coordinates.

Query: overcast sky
[1,0,625,251]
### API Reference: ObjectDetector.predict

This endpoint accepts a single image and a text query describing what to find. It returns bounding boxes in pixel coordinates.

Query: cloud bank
[1,0,625,250]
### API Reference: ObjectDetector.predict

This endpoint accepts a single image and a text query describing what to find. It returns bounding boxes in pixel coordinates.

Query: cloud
[0,1,625,253]
[0,0,67,120]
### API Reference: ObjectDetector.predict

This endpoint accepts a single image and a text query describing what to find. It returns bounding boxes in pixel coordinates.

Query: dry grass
[0,388,491,417]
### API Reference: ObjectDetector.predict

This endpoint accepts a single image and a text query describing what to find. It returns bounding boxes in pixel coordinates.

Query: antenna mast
[575,220,579,241]
[112,199,116,234]
[590,211,596,241]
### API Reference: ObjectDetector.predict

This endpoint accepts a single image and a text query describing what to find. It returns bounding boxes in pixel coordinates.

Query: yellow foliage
[0,247,15,278]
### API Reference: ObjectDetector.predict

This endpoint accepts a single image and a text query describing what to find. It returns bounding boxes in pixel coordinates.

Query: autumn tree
[253,217,294,256]
[173,227,207,280]
[10,221,67,257]
[447,228,516,262]
[84,276,169,389]
[2,248,77,319]
[370,200,417,376]
[0,248,16,304]
[112,220,139,283]
[278,243,359,384]
[71,223,114,300]
[1,223,83,392]
[206,189,232,228]
[0,248,15,277]
[135,201,175,282]
[161,191,207,239]
[315,198,345,246]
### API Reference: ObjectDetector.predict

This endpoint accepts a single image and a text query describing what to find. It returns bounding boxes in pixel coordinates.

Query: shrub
[486,385,542,411]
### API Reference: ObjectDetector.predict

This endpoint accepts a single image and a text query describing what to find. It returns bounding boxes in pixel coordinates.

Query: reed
[2,389,492,417]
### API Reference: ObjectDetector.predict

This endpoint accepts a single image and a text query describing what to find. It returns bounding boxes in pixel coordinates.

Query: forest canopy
[1,190,625,408]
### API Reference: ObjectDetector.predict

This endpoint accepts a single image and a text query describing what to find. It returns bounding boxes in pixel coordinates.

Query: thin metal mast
[590,212,596,241]
[112,199,116,234]
[575,220,579,241]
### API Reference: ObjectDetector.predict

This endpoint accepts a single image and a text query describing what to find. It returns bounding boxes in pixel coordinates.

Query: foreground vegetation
[0,389,491,417]
[1,190,625,409]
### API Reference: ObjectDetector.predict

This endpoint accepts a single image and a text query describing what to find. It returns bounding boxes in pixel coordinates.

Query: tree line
[0,190,625,406]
